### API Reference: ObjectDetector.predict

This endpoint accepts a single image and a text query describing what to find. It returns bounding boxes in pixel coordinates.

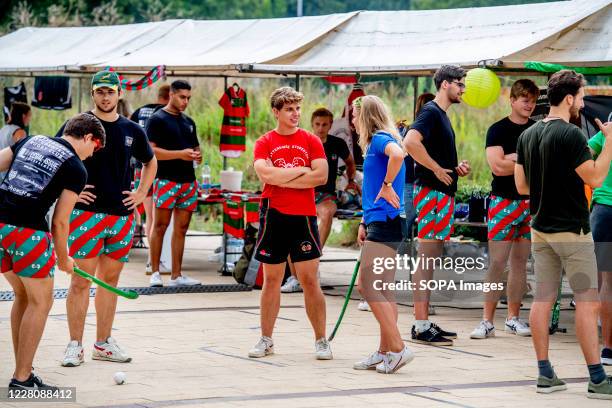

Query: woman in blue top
[351,95,414,374]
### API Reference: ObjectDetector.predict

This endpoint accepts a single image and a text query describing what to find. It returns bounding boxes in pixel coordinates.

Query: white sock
[415,320,431,333]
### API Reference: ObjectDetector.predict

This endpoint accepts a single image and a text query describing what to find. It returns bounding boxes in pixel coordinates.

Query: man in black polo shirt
[59,71,157,368]
[146,80,202,288]
[403,65,471,346]
[516,70,612,399]
[0,113,104,389]
[131,84,170,273]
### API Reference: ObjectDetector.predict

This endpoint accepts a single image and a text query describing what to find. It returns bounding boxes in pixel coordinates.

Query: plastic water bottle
[201,162,211,195]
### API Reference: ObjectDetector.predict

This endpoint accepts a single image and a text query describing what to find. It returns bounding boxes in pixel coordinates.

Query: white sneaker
[61,340,84,367]
[505,316,531,336]
[248,336,274,358]
[353,351,384,370]
[357,299,371,311]
[470,320,495,339]
[92,337,132,363]
[167,275,201,287]
[315,338,333,360]
[149,271,163,287]
[145,262,152,274]
[280,276,302,293]
[376,346,414,374]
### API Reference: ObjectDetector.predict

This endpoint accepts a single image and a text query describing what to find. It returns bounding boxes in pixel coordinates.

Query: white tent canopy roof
[249,0,612,75]
[0,0,609,77]
[0,13,356,75]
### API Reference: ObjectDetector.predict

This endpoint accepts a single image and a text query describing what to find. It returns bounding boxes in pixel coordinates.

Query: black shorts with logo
[254,199,322,264]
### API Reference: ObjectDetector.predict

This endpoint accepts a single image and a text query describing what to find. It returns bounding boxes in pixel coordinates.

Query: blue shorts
[366,216,403,249]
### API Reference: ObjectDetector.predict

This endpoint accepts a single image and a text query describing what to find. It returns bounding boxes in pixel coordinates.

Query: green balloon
[462,68,501,109]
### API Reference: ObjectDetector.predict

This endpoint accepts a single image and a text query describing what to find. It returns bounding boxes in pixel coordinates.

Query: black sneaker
[430,323,457,339]
[9,373,58,390]
[602,348,612,366]
[410,325,453,346]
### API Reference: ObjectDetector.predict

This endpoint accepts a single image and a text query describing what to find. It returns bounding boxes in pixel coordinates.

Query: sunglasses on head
[92,138,103,152]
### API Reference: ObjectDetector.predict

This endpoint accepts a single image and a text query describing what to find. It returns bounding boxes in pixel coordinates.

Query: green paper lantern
[462,68,501,109]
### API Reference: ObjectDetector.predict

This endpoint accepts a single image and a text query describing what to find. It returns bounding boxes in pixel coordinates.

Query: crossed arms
[253,158,328,189]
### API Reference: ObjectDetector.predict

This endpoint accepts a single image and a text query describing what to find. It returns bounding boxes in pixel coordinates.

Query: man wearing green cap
[56,70,158,367]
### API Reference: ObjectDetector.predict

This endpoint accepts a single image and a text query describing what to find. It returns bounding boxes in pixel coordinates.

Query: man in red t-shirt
[248,87,332,360]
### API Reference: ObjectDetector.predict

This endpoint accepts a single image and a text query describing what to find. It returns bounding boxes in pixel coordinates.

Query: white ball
[113,371,126,385]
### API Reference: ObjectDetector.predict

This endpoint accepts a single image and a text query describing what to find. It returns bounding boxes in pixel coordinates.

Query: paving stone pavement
[0,234,609,407]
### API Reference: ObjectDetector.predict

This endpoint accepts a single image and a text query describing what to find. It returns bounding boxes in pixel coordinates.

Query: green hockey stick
[549,280,566,334]
[73,267,139,300]
[328,259,360,342]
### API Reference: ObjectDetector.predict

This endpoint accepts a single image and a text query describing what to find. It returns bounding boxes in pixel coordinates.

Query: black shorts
[254,199,322,264]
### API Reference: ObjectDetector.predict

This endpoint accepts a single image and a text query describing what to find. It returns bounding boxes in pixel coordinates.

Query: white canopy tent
[0,0,609,77]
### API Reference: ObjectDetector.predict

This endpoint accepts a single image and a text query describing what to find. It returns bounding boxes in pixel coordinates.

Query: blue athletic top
[362,131,405,224]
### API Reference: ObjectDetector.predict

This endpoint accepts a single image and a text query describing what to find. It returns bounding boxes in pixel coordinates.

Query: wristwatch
[383,180,393,187]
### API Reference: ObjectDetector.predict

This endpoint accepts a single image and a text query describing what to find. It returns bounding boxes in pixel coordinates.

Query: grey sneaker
[536,374,567,394]
[280,276,302,293]
[315,338,333,360]
[248,336,274,358]
[353,351,384,370]
[505,316,531,336]
[375,346,415,374]
[92,337,132,363]
[587,375,612,400]
[470,320,495,339]
[357,299,371,311]
[61,340,84,367]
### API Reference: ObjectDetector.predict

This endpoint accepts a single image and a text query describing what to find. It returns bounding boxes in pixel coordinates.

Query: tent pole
[412,76,419,120]
[78,77,83,113]
[295,74,300,91]
[223,76,228,171]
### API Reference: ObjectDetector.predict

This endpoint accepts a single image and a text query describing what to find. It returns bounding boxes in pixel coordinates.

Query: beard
[569,104,581,121]
[450,93,462,104]
[95,102,117,113]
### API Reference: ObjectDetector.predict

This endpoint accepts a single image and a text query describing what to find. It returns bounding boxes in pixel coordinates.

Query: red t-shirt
[253,128,326,216]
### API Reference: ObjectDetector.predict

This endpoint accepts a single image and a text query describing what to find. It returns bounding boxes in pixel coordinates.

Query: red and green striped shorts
[487,195,531,241]
[414,185,455,241]
[68,209,135,263]
[153,178,199,212]
[0,223,56,278]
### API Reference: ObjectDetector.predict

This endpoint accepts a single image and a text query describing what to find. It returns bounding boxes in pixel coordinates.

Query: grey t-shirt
[0,124,20,180]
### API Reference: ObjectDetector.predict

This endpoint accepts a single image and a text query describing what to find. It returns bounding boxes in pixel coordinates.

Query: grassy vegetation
[0,74,548,239]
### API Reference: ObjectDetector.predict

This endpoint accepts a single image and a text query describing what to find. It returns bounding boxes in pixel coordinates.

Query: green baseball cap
[91,70,120,91]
